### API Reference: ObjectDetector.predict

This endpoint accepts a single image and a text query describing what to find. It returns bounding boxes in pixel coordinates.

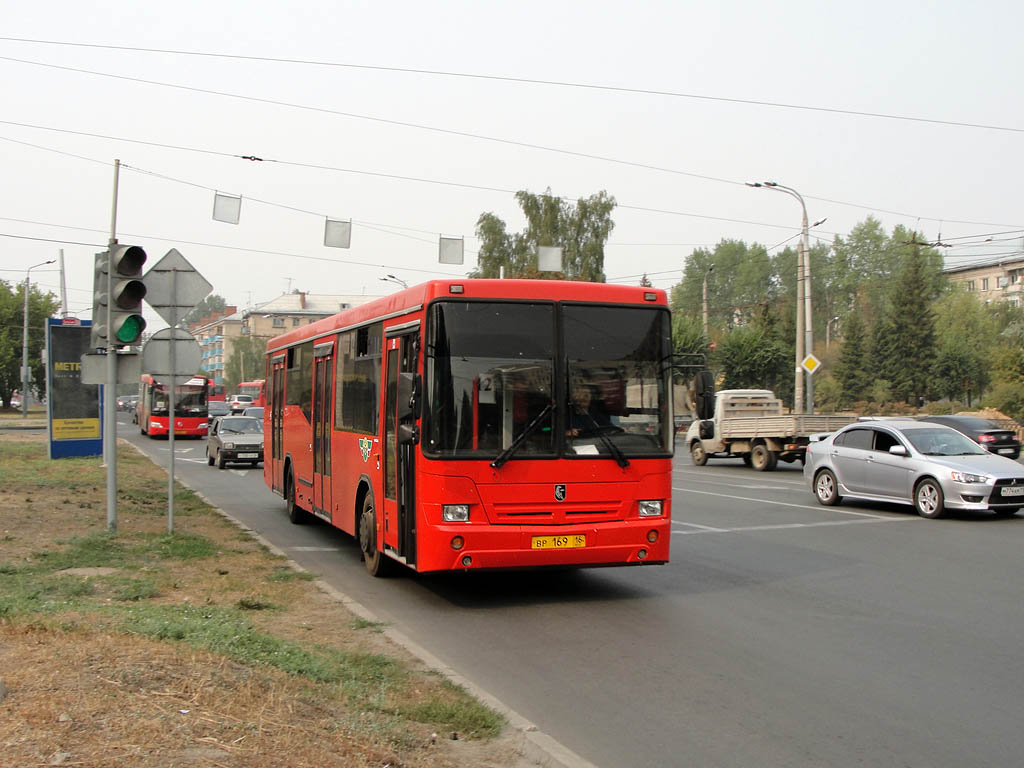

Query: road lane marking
[672,486,896,519]
[672,517,914,535]
[675,521,728,532]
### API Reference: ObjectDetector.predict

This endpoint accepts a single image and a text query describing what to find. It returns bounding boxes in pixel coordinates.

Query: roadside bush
[923,400,964,415]
[981,382,1024,422]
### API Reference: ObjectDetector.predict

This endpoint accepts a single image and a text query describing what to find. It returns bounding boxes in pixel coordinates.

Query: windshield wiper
[587,421,629,468]
[490,402,554,469]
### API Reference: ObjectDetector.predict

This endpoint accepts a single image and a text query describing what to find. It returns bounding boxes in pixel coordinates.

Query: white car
[228,394,254,413]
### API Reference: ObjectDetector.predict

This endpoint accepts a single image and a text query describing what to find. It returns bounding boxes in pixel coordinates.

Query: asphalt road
[120,415,1024,768]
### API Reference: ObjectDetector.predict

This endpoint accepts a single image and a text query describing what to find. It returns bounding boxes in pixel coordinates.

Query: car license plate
[1000,486,1024,497]
[238,453,258,459]
[531,534,586,550]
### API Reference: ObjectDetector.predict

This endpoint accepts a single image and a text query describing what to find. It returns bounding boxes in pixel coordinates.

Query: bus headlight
[443,504,470,522]
[638,500,663,517]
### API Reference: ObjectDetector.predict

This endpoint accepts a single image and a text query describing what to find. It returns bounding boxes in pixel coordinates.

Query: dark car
[920,415,1021,460]
[242,406,265,421]
[207,415,264,469]
[208,400,231,423]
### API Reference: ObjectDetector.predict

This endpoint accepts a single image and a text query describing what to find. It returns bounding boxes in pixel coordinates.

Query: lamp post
[379,274,408,289]
[702,263,714,338]
[746,181,824,413]
[22,259,56,418]
[827,315,840,350]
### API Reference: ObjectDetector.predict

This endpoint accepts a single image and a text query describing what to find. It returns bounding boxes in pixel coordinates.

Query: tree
[223,335,268,393]
[718,324,786,391]
[471,189,615,281]
[0,280,60,407]
[184,294,228,326]
[885,244,943,403]
[932,290,998,404]
[834,309,871,407]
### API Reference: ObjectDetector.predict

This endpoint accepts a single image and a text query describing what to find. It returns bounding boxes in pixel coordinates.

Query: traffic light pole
[106,159,121,533]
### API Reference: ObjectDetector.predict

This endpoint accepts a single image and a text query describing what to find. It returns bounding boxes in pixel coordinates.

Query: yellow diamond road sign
[802,353,822,375]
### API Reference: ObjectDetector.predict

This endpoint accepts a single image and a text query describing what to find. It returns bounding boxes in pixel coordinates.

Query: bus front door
[383,330,418,567]
[312,343,334,520]
[269,355,286,494]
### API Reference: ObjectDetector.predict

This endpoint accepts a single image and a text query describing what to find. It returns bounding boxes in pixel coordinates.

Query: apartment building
[944,254,1024,307]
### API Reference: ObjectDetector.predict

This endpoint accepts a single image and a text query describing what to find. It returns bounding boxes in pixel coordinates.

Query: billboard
[47,318,102,458]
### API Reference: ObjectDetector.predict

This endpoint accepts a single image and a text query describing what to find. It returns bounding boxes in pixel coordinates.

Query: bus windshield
[424,300,671,460]
[150,383,209,417]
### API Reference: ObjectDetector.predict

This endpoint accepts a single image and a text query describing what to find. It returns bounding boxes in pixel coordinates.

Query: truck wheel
[751,444,777,471]
[690,442,708,466]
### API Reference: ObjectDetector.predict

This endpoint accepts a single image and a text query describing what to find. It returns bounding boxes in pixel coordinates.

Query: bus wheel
[359,495,392,577]
[286,472,307,525]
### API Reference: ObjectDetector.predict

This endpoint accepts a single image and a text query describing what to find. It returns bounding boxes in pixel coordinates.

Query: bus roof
[265,278,668,355]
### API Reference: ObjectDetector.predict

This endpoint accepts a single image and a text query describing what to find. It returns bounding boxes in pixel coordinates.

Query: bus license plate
[1001,486,1024,497]
[531,534,586,550]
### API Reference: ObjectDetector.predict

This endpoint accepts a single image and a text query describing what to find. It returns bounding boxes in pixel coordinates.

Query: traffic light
[90,245,148,349]
[109,245,147,346]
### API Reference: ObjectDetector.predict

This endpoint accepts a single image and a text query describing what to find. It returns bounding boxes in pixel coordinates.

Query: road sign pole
[167,268,178,534]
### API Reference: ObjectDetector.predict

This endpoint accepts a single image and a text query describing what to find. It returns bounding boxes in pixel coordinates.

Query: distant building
[943,254,1024,307]
[190,292,378,388]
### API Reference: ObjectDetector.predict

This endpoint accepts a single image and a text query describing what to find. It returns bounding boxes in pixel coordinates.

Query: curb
[127,439,599,768]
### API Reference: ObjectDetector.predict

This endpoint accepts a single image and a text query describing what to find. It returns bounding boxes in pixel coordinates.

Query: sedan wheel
[914,478,946,519]
[814,469,842,506]
[207,448,214,466]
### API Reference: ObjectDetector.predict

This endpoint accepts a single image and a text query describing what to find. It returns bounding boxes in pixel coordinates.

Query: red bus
[237,379,266,407]
[137,374,211,438]
[209,383,227,402]
[264,279,673,576]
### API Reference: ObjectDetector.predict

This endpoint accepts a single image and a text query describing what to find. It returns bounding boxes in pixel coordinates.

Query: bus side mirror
[695,370,715,420]
[397,372,421,420]
[398,422,419,445]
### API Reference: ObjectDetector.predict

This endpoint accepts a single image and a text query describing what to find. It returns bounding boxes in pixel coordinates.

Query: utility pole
[702,263,714,338]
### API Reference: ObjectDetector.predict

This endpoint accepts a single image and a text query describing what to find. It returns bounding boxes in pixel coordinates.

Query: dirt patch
[0,433,534,768]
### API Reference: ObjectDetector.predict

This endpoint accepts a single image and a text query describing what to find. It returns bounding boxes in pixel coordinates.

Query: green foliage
[224,333,268,393]
[718,325,786,390]
[470,189,615,281]
[812,374,843,412]
[183,294,227,325]
[834,309,871,407]
[983,382,1024,422]
[0,279,60,407]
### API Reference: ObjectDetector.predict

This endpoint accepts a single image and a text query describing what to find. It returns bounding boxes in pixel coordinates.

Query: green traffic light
[115,314,146,344]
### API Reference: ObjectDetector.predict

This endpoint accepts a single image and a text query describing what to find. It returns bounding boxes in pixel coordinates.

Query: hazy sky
[3,1,1022,330]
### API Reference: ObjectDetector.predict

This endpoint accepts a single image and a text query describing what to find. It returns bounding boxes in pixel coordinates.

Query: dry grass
[0,432,527,768]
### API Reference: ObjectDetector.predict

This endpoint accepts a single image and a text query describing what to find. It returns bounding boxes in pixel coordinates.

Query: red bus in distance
[137,374,211,438]
[237,379,266,407]
[264,279,673,577]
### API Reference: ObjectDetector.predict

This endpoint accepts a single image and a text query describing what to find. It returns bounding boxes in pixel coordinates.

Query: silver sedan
[806,419,1024,518]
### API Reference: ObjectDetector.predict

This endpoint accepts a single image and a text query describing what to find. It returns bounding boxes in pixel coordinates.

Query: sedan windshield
[902,427,987,456]
[219,417,263,434]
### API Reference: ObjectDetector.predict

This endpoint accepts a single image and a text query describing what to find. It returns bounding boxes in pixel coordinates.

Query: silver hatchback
[806,420,1024,518]
[207,415,264,469]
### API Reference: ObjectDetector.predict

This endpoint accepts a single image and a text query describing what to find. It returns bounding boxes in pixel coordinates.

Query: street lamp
[379,274,408,289]
[22,259,56,418]
[746,181,824,413]
[702,263,714,337]
[826,315,840,350]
